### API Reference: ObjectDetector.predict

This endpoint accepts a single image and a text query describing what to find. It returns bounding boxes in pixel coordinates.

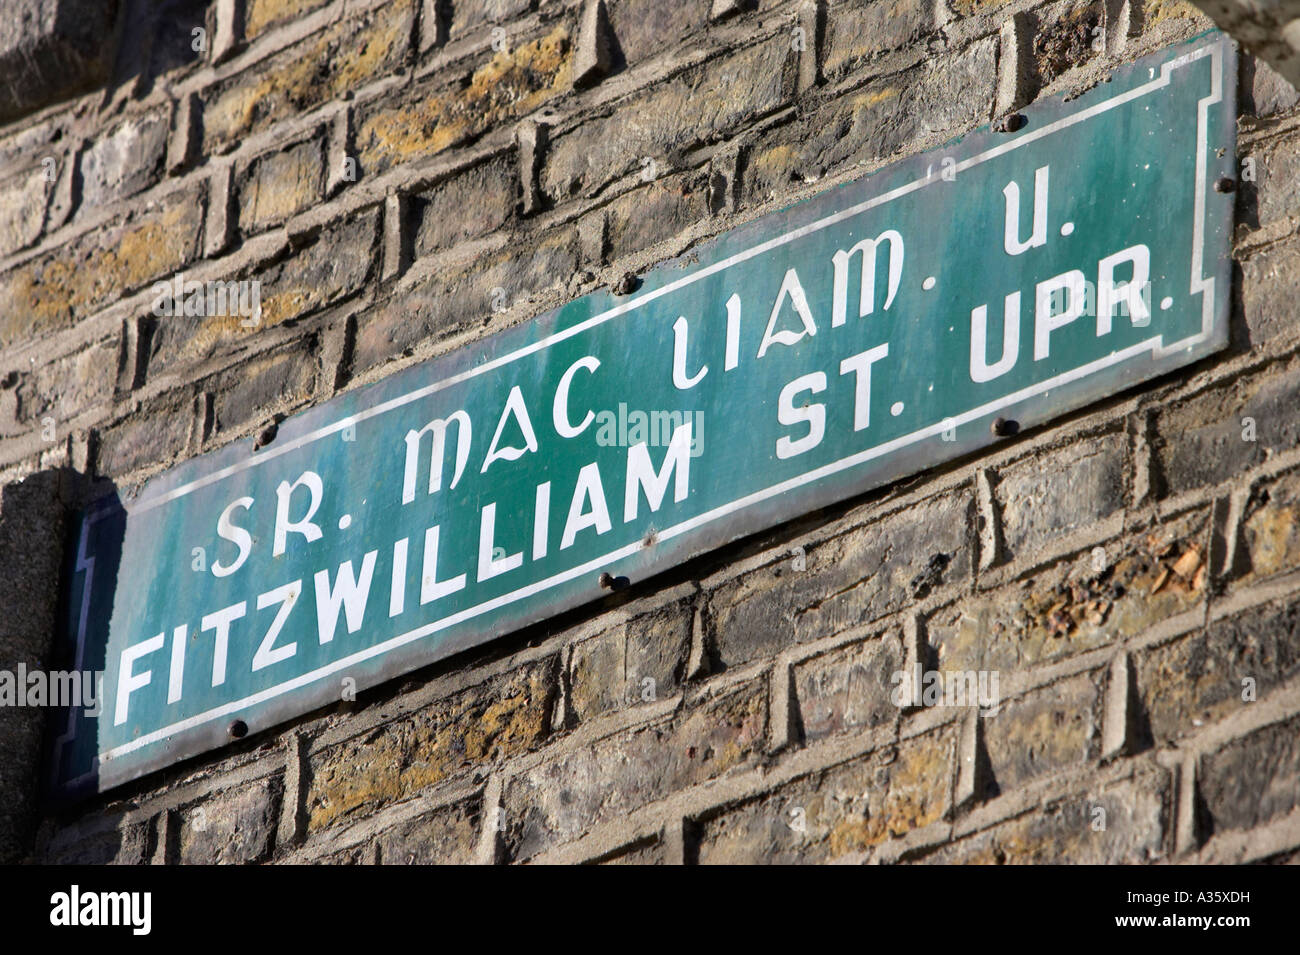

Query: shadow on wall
[0,0,226,126]
[0,0,122,124]
[0,465,119,863]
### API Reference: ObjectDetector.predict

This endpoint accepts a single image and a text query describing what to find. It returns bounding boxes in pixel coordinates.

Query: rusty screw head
[598,572,615,590]
[993,114,1026,134]
[228,719,248,739]
[1213,177,1235,193]
[991,416,1018,437]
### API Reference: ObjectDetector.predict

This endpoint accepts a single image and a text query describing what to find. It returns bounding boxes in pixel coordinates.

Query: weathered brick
[1154,359,1300,495]
[568,596,693,722]
[997,432,1126,562]
[706,553,817,668]
[356,25,572,177]
[603,170,711,262]
[353,224,577,374]
[448,0,533,40]
[794,630,904,743]
[1248,131,1300,230]
[203,1,416,154]
[541,32,796,203]
[1200,713,1300,834]
[1241,469,1300,585]
[145,0,207,84]
[1240,235,1300,345]
[822,0,936,82]
[258,204,379,325]
[77,109,170,214]
[983,673,1102,792]
[178,777,283,864]
[311,845,369,864]
[793,491,974,641]
[147,207,378,377]
[0,182,206,350]
[1135,602,1300,747]
[375,798,482,864]
[307,721,406,834]
[236,135,326,235]
[943,0,1017,19]
[0,0,117,121]
[696,726,955,863]
[13,337,119,430]
[244,0,333,40]
[411,156,517,258]
[1030,1,1104,88]
[0,112,69,171]
[742,37,997,203]
[96,394,194,477]
[626,596,692,704]
[605,0,710,68]
[307,656,558,832]
[569,627,625,721]
[707,491,971,668]
[211,344,318,437]
[0,163,50,256]
[505,679,767,859]
[917,763,1170,863]
[933,510,1208,672]
[1247,55,1300,118]
[40,818,151,865]
[402,655,559,795]
[1140,0,1206,32]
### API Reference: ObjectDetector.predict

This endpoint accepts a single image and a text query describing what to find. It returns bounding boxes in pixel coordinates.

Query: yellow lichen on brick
[204,1,413,152]
[949,0,1015,18]
[240,142,323,232]
[244,0,331,40]
[399,668,553,797]
[174,314,280,367]
[824,733,953,858]
[856,87,899,111]
[1143,0,1204,27]
[256,290,313,329]
[307,726,407,832]
[358,26,572,171]
[1244,490,1300,583]
[0,194,203,348]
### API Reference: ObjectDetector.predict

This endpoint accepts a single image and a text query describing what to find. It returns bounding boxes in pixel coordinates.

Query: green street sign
[49,33,1235,799]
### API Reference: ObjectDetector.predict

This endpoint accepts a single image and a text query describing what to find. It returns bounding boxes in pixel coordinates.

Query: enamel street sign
[48,33,1236,799]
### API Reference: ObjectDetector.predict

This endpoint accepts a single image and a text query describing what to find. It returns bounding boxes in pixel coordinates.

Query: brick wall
[2,0,1299,864]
